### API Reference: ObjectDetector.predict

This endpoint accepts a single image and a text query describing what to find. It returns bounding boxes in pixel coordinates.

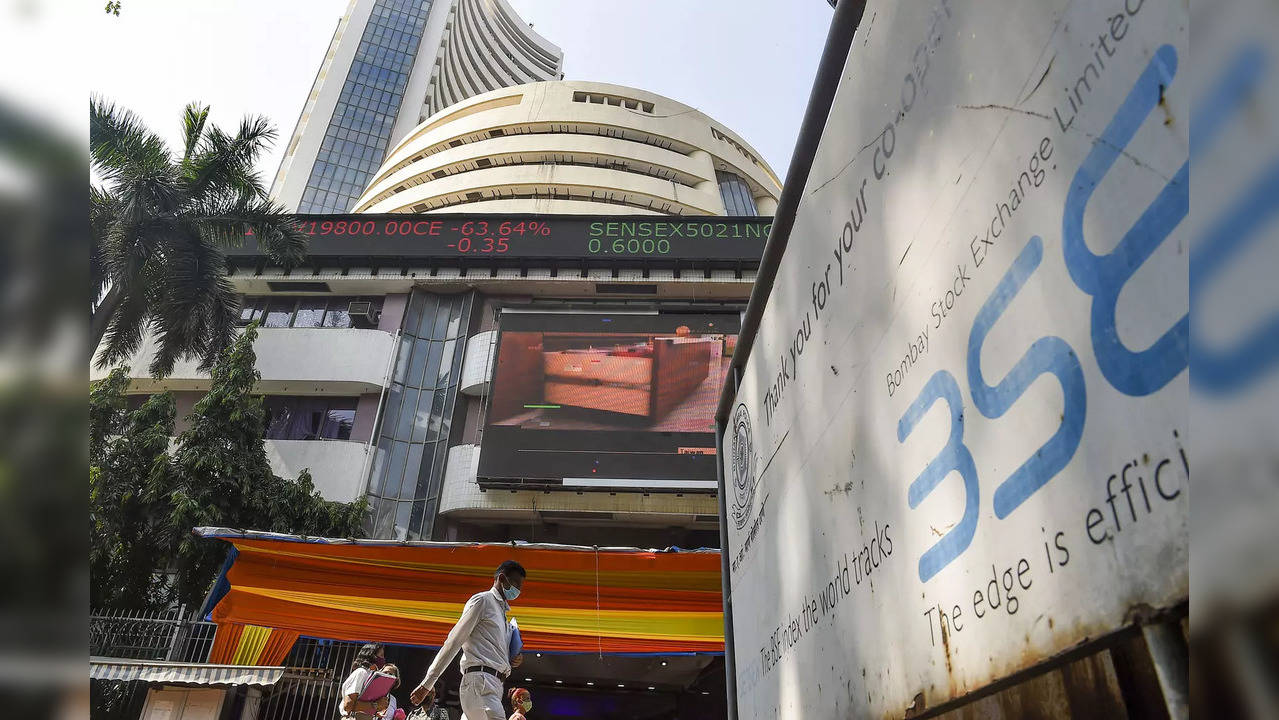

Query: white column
[688,149,715,189]
[687,149,724,214]
[238,687,262,720]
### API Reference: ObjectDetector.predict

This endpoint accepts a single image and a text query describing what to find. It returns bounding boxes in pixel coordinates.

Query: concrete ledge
[92,327,396,396]
[265,438,370,503]
[439,444,719,519]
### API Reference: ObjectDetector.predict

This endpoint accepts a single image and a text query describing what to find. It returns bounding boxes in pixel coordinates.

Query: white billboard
[724,0,1208,716]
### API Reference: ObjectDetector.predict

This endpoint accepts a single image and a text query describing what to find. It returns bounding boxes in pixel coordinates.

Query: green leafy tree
[166,324,368,606]
[89,370,177,610]
[90,326,366,611]
[90,98,306,376]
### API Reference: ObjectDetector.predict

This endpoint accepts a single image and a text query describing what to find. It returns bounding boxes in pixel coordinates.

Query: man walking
[410,561,526,719]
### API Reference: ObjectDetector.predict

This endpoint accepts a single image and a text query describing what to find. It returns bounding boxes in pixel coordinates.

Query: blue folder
[508,618,523,659]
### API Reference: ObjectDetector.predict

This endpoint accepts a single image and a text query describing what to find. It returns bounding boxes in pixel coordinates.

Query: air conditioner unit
[348,301,380,328]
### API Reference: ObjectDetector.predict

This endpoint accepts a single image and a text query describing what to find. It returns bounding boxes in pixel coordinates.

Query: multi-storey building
[94,81,780,554]
[270,0,564,213]
[353,81,779,217]
[93,79,779,715]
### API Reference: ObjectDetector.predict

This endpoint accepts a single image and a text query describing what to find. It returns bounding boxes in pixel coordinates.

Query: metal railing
[89,606,217,663]
[89,609,381,719]
[258,637,367,720]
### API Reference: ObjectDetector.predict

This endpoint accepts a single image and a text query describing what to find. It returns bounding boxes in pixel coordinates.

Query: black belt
[464,665,508,680]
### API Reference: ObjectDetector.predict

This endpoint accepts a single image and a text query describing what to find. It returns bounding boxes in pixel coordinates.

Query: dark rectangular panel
[229,214,771,263]
[478,312,740,489]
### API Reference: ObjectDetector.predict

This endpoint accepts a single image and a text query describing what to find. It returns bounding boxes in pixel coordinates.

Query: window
[237,296,384,329]
[293,297,327,328]
[263,298,296,328]
[125,394,151,411]
[322,302,352,328]
[240,300,263,324]
[267,281,331,292]
[717,171,759,216]
[263,396,359,441]
[365,291,472,540]
[298,0,435,212]
[572,90,654,113]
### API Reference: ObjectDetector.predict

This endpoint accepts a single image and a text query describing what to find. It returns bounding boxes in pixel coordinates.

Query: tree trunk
[90,285,121,364]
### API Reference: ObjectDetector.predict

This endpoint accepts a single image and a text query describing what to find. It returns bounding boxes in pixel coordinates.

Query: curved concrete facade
[266,439,372,503]
[458,329,496,396]
[353,81,782,216]
[429,0,564,115]
[91,328,396,396]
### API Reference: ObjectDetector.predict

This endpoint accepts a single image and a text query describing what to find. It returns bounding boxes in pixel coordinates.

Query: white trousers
[459,672,506,720]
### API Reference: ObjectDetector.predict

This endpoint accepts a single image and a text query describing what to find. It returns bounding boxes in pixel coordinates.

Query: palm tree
[91,98,307,376]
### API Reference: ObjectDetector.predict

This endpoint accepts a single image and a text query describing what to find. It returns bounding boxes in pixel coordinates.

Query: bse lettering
[898,46,1189,582]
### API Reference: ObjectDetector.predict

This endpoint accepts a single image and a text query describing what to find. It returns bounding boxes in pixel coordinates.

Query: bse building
[93,4,780,711]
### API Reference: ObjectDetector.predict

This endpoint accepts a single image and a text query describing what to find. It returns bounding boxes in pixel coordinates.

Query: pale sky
[88,0,832,185]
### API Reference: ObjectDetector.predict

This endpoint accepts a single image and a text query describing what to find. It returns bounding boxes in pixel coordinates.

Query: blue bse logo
[730,403,758,530]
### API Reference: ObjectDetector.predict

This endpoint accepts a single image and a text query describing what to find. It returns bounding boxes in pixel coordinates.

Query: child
[339,643,387,719]
[375,664,402,720]
[508,687,532,720]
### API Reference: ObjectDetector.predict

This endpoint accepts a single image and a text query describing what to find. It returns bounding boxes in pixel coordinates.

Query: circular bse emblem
[729,403,757,530]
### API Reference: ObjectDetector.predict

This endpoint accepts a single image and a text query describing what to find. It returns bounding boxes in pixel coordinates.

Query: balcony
[92,327,396,396]
[90,607,216,663]
[265,439,371,503]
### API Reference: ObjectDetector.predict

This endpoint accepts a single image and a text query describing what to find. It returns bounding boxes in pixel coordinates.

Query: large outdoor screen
[478,312,739,489]
[228,214,771,264]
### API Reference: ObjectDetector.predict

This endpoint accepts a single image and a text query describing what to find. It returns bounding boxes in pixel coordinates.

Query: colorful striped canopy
[196,529,725,655]
[209,623,299,666]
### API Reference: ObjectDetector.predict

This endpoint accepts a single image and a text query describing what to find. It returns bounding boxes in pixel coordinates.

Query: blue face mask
[499,576,521,601]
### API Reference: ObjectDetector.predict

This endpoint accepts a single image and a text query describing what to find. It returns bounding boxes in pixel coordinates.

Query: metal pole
[708,0,872,701]
[716,366,739,720]
[359,328,403,494]
[1142,621,1190,720]
[165,604,186,661]
[238,687,262,720]
[714,0,872,427]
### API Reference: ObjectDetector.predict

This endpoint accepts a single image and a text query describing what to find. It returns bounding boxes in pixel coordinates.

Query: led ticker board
[228,213,771,264]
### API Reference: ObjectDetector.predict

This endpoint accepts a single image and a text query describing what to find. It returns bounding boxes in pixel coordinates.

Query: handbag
[405,705,448,720]
[349,674,393,720]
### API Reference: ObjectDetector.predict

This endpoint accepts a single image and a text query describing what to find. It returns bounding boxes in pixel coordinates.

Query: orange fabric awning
[197,529,725,655]
[208,623,299,665]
